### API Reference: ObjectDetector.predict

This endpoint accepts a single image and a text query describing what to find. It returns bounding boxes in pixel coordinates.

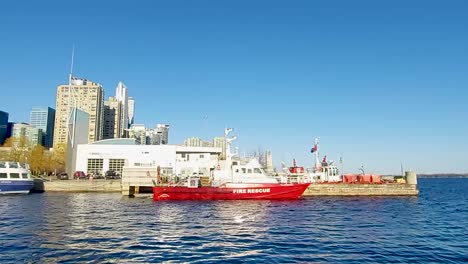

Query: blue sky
[1,0,467,174]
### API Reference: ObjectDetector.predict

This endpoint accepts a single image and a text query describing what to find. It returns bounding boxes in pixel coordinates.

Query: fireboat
[152,128,310,201]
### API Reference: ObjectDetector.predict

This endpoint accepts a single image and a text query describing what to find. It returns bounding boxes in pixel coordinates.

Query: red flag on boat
[311,144,318,153]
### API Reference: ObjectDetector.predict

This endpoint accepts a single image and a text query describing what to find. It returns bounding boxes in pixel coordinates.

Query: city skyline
[1,0,467,174]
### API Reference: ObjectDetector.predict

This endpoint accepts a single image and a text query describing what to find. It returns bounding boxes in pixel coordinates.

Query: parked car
[73,171,87,179]
[91,172,105,179]
[58,172,69,180]
[105,170,121,179]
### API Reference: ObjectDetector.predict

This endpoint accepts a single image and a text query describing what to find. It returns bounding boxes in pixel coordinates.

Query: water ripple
[0,179,467,263]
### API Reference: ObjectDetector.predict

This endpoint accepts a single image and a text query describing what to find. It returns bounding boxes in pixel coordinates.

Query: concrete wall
[121,166,158,196]
[304,183,419,196]
[41,180,121,192]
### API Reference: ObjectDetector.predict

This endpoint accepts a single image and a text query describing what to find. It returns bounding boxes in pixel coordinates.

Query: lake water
[0,178,467,263]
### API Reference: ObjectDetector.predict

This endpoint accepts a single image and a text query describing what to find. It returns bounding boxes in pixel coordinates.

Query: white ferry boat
[0,161,34,194]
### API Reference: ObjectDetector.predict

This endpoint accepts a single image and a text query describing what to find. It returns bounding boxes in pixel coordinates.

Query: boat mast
[314,138,320,171]
[225,127,237,181]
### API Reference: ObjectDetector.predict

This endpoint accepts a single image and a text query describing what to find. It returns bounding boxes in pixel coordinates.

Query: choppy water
[0,178,467,263]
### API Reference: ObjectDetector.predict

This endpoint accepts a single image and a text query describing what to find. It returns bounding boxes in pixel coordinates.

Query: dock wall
[304,183,418,196]
[33,180,418,196]
[36,180,121,193]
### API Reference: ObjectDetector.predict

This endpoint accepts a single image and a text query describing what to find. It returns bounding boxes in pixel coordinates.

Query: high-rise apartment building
[11,123,44,146]
[155,124,170,145]
[30,107,55,148]
[183,137,212,147]
[128,96,135,126]
[213,136,227,159]
[103,97,121,139]
[115,82,128,137]
[0,110,8,145]
[265,149,274,173]
[53,77,104,147]
[127,124,147,144]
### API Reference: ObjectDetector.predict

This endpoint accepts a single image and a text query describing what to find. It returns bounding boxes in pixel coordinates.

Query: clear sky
[1,0,467,174]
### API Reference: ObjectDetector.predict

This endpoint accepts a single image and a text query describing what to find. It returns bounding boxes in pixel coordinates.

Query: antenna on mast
[69,44,75,82]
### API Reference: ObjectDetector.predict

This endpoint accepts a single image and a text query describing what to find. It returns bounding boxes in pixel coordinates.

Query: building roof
[91,138,137,145]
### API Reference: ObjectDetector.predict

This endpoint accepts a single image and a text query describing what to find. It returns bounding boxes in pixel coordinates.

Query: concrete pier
[34,179,121,193]
[32,176,419,196]
[303,183,419,196]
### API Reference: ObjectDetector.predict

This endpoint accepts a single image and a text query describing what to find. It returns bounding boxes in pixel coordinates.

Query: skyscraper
[0,110,8,145]
[30,107,55,148]
[115,81,129,137]
[103,97,121,139]
[128,96,135,126]
[53,77,104,147]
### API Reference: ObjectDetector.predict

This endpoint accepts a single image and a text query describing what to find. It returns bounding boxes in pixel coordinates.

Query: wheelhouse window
[0,162,6,168]
[247,169,252,173]
[9,163,18,168]
[254,168,262,174]
[10,173,20,179]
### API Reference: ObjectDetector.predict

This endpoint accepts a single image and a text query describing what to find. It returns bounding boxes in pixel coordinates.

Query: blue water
[0,179,467,263]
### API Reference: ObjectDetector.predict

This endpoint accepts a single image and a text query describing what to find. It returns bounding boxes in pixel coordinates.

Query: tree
[51,143,67,173]
[29,145,46,175]
[2,136,31,163]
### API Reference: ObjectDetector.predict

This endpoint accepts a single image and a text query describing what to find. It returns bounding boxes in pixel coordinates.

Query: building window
[87,158,103,174]
[109,159,125,175]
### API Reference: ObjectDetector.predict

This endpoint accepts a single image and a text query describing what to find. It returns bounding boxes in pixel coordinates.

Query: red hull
[152,183,310,201]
